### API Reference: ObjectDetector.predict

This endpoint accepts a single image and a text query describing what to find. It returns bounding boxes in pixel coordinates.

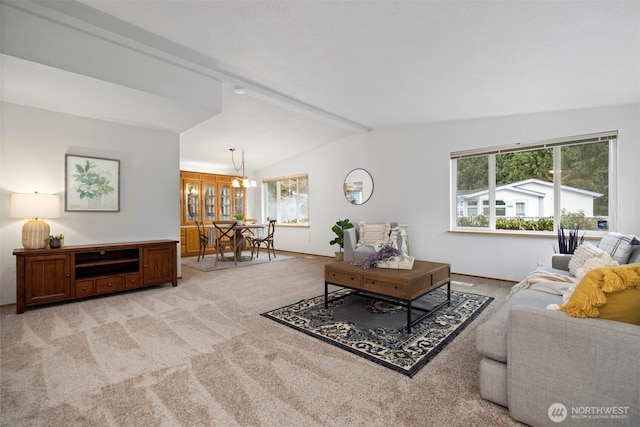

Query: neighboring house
[457,178,602,218]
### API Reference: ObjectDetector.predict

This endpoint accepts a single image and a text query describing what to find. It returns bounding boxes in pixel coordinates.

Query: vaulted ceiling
[2,0,638,171]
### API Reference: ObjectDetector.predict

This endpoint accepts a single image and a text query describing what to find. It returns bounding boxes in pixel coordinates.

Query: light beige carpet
[182,251,295,272]
[1,253,523,426]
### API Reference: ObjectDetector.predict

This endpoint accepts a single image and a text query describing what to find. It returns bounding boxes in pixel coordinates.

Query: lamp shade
[10,193,60,219]
[11,193,60,249]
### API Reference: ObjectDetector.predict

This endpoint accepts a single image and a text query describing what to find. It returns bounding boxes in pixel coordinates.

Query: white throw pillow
[568,242,609,276]
[573,254,619,282]
[597,232,640,264]
[357,222,391,246]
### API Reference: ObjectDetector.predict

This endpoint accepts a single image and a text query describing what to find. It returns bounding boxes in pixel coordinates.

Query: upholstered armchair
[343,221,402,261]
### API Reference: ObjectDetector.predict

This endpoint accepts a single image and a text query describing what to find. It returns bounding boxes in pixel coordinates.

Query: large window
[263,174,309,225]
[451,132,617,232]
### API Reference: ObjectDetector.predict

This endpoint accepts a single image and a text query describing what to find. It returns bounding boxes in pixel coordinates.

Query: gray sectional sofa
[476,239,640,427]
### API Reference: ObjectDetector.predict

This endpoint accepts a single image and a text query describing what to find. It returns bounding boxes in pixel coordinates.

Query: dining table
[235,223,265,260]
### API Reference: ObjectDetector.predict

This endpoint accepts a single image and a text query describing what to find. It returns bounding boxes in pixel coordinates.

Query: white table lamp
[10,192,60,249]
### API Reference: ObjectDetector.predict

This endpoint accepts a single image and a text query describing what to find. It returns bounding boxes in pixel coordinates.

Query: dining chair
[212,221,240,265]
[195,221,209,262]
[251,219,277,260]
[240,218,258,258]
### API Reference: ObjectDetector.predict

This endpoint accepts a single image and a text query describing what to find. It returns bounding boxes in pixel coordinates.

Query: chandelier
[229,148,257,188]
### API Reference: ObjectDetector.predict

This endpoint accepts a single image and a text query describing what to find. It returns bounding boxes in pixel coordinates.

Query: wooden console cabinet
[13,240,178,314]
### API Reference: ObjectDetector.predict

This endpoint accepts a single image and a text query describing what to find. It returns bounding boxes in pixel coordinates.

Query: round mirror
[343,168,374,205]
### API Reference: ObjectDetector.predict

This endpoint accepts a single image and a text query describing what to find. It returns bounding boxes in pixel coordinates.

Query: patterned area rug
[262,288,493,377]
[182,252,294,271]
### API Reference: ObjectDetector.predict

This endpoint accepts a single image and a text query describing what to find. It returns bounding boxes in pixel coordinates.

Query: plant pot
[335,252,344,261]
[49,239,62,249]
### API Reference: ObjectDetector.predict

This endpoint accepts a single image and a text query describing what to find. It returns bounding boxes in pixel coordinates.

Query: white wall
[2,103,636,305]
[256,104,640,281]
[0,103,180,305]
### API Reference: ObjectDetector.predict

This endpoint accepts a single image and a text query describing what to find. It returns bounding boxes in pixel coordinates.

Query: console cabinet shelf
[13,240,178,314]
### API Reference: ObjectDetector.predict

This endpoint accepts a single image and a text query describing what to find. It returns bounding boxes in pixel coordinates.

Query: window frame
[262,173,309,227]
[450,131,618,234]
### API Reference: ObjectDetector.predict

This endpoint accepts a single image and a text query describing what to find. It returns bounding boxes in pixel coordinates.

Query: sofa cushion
[357,222,391,246]
[568,242,609,276]
[559,264,640,325]
[626,245,640,264]
[475,289,562,363]
[534,265,574,277]
[597,232,640,264]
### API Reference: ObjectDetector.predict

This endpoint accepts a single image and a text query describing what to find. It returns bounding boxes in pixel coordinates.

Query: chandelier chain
[230,148,244,174]
[229,148,256,188]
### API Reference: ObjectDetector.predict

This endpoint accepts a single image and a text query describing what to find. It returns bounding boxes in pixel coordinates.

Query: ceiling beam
[6,0,372,133]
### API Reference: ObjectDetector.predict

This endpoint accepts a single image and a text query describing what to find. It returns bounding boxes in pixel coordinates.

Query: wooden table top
[325,259,449,279]
[324,259,450,301]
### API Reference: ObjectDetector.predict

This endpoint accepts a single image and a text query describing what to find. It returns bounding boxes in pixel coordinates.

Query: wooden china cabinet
[180,171,246,256]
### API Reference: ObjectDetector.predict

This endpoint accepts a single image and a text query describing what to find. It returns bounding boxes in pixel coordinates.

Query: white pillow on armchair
[357,222,391,246]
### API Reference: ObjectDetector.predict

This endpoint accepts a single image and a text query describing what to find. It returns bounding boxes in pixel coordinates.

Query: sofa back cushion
[626,245,640,264]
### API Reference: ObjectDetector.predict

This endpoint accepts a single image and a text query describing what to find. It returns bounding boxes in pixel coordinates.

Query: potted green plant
[233,213,245,224]
[330,219,354,261]
[47,234,64,249]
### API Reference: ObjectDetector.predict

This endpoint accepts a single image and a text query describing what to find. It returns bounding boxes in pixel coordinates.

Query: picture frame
[65,154,120,212]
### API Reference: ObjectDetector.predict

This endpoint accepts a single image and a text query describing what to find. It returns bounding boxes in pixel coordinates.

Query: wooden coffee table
[324,260,451,333]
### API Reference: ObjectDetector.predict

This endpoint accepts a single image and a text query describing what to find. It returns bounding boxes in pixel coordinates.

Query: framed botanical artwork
[65,155,120,212]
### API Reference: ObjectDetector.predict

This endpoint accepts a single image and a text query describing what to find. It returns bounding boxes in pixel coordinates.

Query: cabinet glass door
[220,184,231,220]
[234,187,245,217]
[184,181,200,223]
[202,182,216,222]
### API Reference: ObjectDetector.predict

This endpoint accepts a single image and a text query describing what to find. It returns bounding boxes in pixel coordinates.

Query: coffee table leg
[407,301,412,334]
[447,280,451,306]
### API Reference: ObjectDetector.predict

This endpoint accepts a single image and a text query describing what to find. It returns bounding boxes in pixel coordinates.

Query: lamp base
[22,219,50,249]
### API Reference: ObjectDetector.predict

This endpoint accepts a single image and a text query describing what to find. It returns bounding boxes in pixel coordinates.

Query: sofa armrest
[551,254,572,271]
[507,306,640,426]
[343,227,358,261]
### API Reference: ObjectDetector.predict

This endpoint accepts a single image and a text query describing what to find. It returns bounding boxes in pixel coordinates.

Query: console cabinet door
[143,245,175,285]
[24,254,71,305]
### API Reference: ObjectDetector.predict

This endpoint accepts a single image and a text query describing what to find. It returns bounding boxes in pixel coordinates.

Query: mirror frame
[343,168,374,205]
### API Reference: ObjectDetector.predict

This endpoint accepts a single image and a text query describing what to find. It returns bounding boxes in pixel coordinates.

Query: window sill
[448,229,603,240]
[276,223,310,228]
